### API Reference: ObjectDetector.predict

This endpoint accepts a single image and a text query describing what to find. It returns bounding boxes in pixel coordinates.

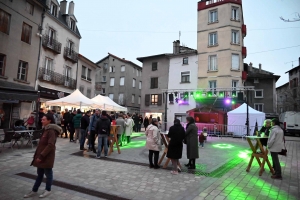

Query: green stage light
[194,92,201,100]
[212,144,235,149]
[231,100,235,104]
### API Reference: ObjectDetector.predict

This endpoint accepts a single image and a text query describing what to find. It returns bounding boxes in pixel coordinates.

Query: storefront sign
[38,86,70,100]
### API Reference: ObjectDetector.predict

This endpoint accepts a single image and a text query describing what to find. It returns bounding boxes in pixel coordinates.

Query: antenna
[179,31,181,41]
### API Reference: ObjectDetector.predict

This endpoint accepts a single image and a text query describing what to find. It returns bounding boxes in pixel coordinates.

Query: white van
[279,111,300,135]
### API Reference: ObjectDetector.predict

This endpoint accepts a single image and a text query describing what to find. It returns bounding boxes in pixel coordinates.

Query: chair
[27,130,42,149]
[0,130,15,150]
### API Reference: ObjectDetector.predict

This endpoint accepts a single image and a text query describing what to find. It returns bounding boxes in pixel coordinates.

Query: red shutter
[145,94,150,106]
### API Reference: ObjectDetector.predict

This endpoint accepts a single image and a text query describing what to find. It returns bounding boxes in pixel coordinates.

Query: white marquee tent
[227,103,265,136]
[92,95,127,112]
[45,89,100,108]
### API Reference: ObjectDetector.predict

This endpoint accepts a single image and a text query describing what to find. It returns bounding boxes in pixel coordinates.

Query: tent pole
[246,89,249,136]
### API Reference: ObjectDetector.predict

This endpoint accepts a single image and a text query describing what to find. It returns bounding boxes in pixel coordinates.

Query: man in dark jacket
[138,115,143,132]
[80,111,91,150]
[62,109,71,138]
[69,110,76,142]
[95,110,111,158]
[88,109,101,153]
[132,113,139,132]
[37,108,44,130]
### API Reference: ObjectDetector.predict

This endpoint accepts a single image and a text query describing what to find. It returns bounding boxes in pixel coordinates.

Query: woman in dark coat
[24,114,62,198]
[184,116,199,169]
[167,119,185,175]
[143,116,149,130]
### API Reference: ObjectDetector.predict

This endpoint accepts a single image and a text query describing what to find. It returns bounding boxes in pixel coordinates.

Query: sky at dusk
[71,0,300,87]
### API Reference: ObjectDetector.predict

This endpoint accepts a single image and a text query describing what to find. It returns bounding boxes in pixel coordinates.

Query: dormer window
[70,19,75,31]
[50,2,57,16]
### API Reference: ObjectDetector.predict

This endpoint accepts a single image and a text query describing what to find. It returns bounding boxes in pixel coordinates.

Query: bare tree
[280,12,300,22]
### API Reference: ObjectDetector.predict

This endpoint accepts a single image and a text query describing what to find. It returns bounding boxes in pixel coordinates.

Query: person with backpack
[95,110,111,158]
[88,109,101,153]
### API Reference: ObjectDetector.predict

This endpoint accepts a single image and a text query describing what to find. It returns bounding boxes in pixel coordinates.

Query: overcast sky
[72,0,300,87]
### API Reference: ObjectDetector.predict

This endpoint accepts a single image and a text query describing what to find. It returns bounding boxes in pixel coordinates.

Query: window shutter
[145,94,150,106]
[157,94,162,106]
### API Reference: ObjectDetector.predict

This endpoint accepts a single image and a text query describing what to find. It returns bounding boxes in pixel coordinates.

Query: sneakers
[24,191,37,198]
[105,155,107,158]
[39,190,51,198]
[271,175,282,180]
[95,155,101,159]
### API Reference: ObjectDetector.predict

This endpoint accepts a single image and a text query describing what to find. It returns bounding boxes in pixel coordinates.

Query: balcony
[198,0,242,11]
[64,47,78,63]
[242,46,247,58]
[42,35,61,54]
[242,24,247,37]
[38,67,76,89]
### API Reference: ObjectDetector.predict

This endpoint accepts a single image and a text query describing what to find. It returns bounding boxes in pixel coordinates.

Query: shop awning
[0,82,38,102]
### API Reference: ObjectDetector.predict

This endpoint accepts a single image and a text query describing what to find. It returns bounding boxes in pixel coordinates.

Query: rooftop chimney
[60,0,67,15]
[248,62,252,72]
[68,1,74,15]
[173,40,180,54]
[259,63,262,73]
[299,57,300,66]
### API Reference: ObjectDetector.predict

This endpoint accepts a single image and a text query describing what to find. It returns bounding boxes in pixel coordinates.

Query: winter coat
[63,112,72,124]
[267,125,284,152]
[88,114,101,132]
[95,116,111,136]
[72,113,82,129]
[145,124,162,151]
[143,118,149,128]
[166,123,185,159]
[138,117,143,125]
[31,124,62,168]
[199,133,205,143]
[259,126,271,137]
[124,117,134,136]
[185,123,199,159]
[80,115,90,130]
[116,117,125,135]
[56,114,62,125]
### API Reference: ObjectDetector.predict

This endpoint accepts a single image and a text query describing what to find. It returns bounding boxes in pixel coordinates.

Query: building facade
[96,53,142,114]
[37,0,81,110]
[244,63,280,118]
[197,0,246,93]
[0,0,47,128]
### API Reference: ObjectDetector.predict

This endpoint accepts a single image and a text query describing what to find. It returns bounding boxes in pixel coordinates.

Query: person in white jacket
[124,114,134,144]
[267,118,284,180]
[145,118,162,169]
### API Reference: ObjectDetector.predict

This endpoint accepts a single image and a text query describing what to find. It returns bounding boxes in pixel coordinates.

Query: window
[67,40,74,55]
[151,94,158,105]
[152,62,157,71]
[21,22,32,44]
[231,7,239,20]
[110,77,115,86]
[139,81,142,89]
[209,9,218,23]
[183,57,188,64]
[231,30,239,44]
[17,61,28,81]
[209,32,217,46]
[209,81,217,94]
[181,71,190,83]
[0,9,11,34]
[101,88,105,94]
[79,85,84,93]
[86,89,91,98]
[48,28,55,45]
[70,19,75,31]
[136,69,139,76]
[120,77,124,86]
[87,69,91,81]
[0,54,6,76]
[132,94,135,104]
[81,66,91,81]
[231,54,239,70]
[138,96,141,104]
[45,57,53,71]
[50,2,57,16]
[118,93,124,105]
[232,80,238,96]
[132,78,136,87]
[121,65,125,72]
[150,77,158,89]
[25,1,34,15]
[109,93,114,100]
[103,63,108,70]
[254,103,264,112]
[102,76,106,82]
[255,90,263,98]
[64,66,71,80]
[81,66,86,78]
[109,66,115,72]
[208,55,217,71]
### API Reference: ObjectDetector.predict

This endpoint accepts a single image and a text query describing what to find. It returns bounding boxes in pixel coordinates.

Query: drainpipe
[75,57,79,89]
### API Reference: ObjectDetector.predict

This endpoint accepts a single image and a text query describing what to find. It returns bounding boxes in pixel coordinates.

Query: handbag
[278,136,287,156]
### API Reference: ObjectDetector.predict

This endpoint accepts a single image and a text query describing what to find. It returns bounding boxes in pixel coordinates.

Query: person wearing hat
[267,118,284,180]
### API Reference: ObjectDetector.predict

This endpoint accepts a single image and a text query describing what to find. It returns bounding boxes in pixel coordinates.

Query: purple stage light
[178,100,183,104]
[225,99,231,104]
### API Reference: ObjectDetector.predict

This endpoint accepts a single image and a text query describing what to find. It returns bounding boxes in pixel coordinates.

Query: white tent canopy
[227,103,265,136]
[92,95,127,112]
[45,89,100,108]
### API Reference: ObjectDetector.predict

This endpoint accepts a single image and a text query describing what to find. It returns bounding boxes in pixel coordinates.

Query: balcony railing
[42,35,61,54]
[242,46,247,58]
[64,47,78,63]
[198,0,242,11]
[242,24,247,37]
[38,67,76,89]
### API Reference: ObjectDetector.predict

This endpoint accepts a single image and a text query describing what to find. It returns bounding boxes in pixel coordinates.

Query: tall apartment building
[37,0,81,110]
[0,0,47,128]
[96,53,142,114]
[197,0,247,101]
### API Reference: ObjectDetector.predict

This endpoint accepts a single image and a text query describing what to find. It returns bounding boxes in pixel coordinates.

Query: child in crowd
[199,131,205,148]
[203,127,208,143]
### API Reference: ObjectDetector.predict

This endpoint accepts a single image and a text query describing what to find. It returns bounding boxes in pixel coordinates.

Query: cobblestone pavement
[0,132,299,200]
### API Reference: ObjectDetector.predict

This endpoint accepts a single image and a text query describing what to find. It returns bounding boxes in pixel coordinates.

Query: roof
[276,82,289,90]
[247,66,281,82]
[136,53,171,63]
[78,54,99,69]
[96,53,142,69]
[285,65,300,74]
[57,13,81,38]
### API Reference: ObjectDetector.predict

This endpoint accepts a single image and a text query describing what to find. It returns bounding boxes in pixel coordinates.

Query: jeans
[137,124,141,132]
[90,130,97,150]
[199,142,204,147]
[271,152,282,176]
[74,128,81,142]
[149,150,159,166]
[80,129,86,147]
[32,168,53,192]
[97,135,108,157]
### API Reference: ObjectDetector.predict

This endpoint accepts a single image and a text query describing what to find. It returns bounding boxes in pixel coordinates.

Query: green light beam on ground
[212,144,235,149]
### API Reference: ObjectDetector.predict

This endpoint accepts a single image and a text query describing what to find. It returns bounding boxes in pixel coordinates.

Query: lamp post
[246,89,249,136]
[164,91,168,131]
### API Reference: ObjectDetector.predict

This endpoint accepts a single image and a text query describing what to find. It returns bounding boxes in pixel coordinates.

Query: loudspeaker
[238,92,244,101]
[169,94,174,101]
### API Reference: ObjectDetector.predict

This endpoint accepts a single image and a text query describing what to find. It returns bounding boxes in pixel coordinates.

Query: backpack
[98,119,110,135]
[27,116,34,125]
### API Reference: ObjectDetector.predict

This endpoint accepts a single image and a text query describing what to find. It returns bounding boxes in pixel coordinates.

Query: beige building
[37,0,81,110]
[0,0,47,128]
[197,0,247,93]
